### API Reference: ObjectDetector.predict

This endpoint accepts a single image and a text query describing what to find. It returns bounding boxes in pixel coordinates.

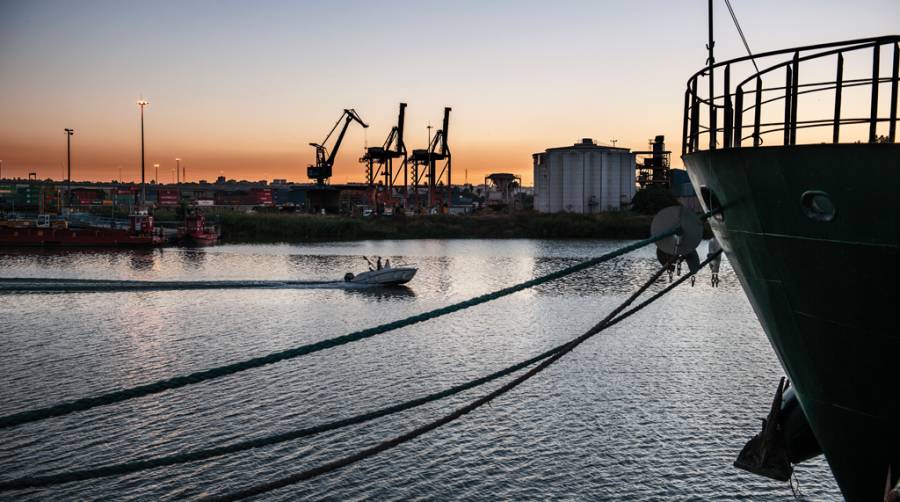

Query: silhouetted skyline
[1,0,898,184]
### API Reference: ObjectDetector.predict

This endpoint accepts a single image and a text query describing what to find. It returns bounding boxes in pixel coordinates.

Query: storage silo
[532,138,635,213]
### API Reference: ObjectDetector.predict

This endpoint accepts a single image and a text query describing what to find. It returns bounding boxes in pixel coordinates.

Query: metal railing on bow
[683,35,900,155]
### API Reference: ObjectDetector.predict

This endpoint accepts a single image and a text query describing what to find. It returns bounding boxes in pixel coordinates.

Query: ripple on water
[0,240,838,500]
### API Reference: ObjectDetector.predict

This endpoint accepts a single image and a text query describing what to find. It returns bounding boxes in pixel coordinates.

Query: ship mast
[707,0,716,150]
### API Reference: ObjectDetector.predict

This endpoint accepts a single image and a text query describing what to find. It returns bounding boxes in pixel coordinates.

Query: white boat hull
[349,267,417,285]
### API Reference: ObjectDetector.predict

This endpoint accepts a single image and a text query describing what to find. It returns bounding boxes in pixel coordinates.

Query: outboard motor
[734,377,822,481]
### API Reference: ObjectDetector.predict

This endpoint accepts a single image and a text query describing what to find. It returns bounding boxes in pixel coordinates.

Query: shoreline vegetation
[212,211,657,244]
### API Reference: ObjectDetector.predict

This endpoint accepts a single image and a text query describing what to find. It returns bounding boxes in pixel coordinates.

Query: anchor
[734,377,822,482]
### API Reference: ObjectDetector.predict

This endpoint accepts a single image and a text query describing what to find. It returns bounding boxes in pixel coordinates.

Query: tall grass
[216,211,655,243]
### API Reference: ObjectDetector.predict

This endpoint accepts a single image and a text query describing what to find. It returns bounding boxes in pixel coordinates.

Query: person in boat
[384,258,391,269]
[376,257,382,270]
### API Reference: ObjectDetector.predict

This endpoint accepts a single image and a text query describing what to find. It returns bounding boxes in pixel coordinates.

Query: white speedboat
[344,266,416,285]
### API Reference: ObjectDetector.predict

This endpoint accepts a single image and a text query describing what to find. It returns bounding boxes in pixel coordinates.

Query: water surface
[0,240,837,500]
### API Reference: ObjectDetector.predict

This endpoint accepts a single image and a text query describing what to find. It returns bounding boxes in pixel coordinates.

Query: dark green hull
[684,144,900,501]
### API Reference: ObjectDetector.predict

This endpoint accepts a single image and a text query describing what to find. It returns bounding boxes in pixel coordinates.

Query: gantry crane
[360,103,407,207]
[409,107,451,210]
[307,109,368,185]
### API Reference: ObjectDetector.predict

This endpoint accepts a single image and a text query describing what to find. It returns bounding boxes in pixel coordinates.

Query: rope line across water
[0,250,715,493]
[0,227,680,431]
[204,250,723,501]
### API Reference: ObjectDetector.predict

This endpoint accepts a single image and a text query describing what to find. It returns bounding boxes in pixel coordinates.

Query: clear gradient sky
[1,0,898,184]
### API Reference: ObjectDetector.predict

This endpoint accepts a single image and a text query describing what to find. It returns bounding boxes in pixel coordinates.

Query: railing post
[889,42,898,143]
[691,78,700,152]
[784,65,793,146]
[870,44,880,143]
[734,86,744,147]
[790,51,800,145]
[753,77,762,147]
[709,87,718,151]
[724,64,733,148]
[683,88,690,155]
[834,52,844,143]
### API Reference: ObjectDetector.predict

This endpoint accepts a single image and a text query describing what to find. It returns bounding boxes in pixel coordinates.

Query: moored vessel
[0,211,164,247]
[177,213,219,246]
[681,30,899,501]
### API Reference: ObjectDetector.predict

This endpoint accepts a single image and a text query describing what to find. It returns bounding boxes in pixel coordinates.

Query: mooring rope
[204,250,722,501]
[0,251,716,494]
[0,227,680,431]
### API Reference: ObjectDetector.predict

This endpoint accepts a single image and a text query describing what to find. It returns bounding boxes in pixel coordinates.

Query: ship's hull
[178,231,218,247]
[350,267,417,285]
[684,144,899,501]
[0,227,161,246]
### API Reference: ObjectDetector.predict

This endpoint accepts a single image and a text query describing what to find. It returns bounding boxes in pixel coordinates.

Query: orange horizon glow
[0,131,666,187]
[2,1,897,187]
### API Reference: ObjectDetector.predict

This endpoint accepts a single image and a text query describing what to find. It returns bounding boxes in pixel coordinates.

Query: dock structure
[408,107,451,213]
[360,103,408,213]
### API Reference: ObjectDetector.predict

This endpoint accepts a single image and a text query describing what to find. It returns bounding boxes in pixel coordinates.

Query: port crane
[307,109,368,185]
[361,103,408,203]
[409,107,451,210]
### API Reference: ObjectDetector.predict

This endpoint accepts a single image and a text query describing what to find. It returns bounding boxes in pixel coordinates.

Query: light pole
[154,164,160,185]
[176,158,181,184]
[137,98,149,206]
[64,128,74,211]
[0,160,3,180]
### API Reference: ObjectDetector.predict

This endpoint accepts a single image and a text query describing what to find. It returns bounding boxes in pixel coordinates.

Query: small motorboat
[345,258,416,285]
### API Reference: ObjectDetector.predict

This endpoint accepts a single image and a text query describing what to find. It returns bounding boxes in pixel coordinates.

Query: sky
[1,0,898,185]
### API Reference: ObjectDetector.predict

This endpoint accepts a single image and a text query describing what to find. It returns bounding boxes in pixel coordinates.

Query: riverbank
[215,211,656,243]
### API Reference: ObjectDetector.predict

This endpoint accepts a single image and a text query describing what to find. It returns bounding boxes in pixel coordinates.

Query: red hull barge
[0,213,163,247]
[0,227,161,246]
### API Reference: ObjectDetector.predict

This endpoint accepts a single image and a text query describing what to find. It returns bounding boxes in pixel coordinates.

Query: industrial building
[532,138,635,213]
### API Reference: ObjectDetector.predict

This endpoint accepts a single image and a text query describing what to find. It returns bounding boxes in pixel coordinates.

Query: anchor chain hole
[800,191,836,222]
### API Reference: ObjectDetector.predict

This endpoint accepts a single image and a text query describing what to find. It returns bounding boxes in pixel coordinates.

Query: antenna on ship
[707,0,716,150]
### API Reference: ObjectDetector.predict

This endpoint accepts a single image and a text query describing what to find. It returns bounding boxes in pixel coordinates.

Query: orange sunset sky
[1,0,898,185]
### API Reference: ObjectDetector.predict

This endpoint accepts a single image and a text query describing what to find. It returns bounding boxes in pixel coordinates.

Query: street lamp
[154,164,160,185]
[176,158,181,184]
[64,128,74,211]
[137,98,149,206]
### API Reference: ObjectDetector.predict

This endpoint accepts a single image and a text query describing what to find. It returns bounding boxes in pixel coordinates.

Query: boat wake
[0,277,383,293]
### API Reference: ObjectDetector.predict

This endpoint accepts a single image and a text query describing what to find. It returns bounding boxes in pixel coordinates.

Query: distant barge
[0,212,164,247]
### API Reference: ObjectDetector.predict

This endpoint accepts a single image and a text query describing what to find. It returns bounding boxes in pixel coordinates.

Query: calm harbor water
[0,240,838,500]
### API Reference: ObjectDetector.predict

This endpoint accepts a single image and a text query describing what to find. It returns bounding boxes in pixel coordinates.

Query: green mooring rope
[204,250,724,502]
[0,227,680,430]
[0,248,716,494]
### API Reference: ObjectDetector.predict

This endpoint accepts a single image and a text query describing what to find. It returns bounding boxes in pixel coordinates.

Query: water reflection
[343,285,416,301]
[0,239,839,501]
[176,248,207,268]
[128,250,157,271]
